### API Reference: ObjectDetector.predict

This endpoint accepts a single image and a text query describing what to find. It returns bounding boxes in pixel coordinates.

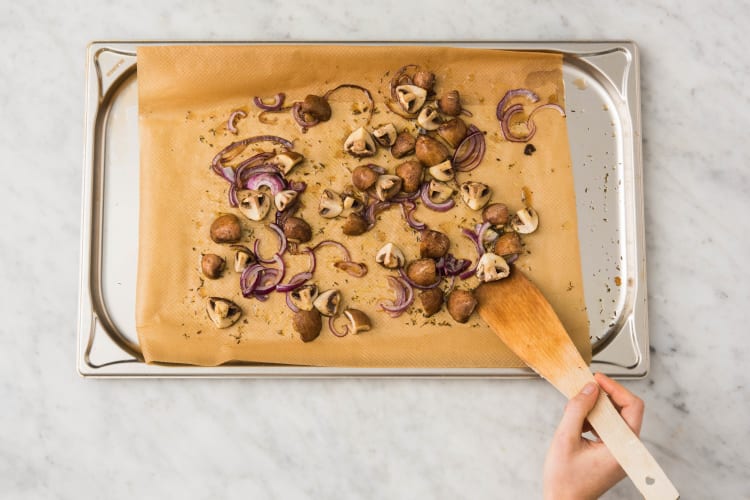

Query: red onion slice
[254,254,286,295]
[401,201,426,231]
[253,93,286,111]
[328,315,350,338]
[437,253,471,277]
[452,125,486,172]
[476,222,491,255]
[227,110,247,134]
[334,261,368,278]
[276,272,313,293]
[245,172,287,195]
[461,228,483,259]
[379,276,414,317]
[500,103,537,143]
[420,182,455,212]
[496,89,540,122]
[240,263,263,296]
[228,184,239,207]
[285,292,300,313]
[291,102,320,130]
[310,240,352,262]
[324,84,375,124]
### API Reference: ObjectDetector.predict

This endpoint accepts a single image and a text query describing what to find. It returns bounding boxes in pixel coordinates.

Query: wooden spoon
[475,266,679,500]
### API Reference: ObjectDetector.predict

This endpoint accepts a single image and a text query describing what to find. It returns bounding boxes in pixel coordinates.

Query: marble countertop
[1,1,748,498]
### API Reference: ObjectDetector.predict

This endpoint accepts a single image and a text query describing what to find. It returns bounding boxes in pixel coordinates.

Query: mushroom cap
[511,207,539,234]
[233,246,255,272]
[352,165,380,191]
[438,90,462,116]
[412,71,435,91]
[391,131,416,159]
[293,309,323,342]
[201,253,225,280]
[375,175,403,201]
[344,309,372,334]
[482,203,510,226]
[342,213,369,236]
[419,288,444,317]
[238,190,272,221]
[427,180,455,204]
[319,189,344,219]
[210,214,242,243]
[282,216,313,243]
[300,94,331,121]
[493,232,523,256]
[274,189,299,212]
[372,123,398,147]
[476,253,510,282]
[395,160,424,194]
[313,289,342,317]
[419,229,450,259]
[415,135,450,167]
[290,284,319,311]
[206,297,242,328]
[437,118,468,148]
[269,151,304,175]
[459,182,492,211]
[395,84,427,114]
[446,290,477,323]
[428,160,455,182]
[375,243,406,269]
[344,127,377,158]
[406,258,438,287]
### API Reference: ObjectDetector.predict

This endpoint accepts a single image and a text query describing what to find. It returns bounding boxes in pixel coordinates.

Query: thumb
[556,382,599,446]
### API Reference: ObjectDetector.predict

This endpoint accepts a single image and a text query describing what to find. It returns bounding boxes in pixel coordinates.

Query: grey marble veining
[1,0,749,498]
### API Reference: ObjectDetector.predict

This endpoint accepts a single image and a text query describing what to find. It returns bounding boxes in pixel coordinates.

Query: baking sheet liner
[136,45,590,367]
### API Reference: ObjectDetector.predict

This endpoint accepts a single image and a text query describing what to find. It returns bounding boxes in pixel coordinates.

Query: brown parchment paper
[136,45,590,367]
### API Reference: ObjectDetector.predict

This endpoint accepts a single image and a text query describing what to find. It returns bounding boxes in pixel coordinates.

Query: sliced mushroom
[344,309,372,334]
[372,123,398,147]
[493,232,523,256]
[282,217,313,243]
[300,94,331,122]
[437,118,468,148]
[406,259,438,287]
[210,214,242,243]
[391,131,416,158]
[375,243,406,269]
[334,261,368,277]
[417,106,443,131]
[427,180,455,204]
[293,309,323,342]
[319,189,343,219]
[420,229,450,259]
[375,175,403,201]
[201,254,225,280]
[290,284,319,311]
[274,190,299,212]
[341,194,365,217]
[232,246,255,272]
[395,84,427,114]
[268,151,304,175]
[446,290,476,323]
[238,190,272,221]
[419,288,444,317]
[459,182,492,211]
[344,127,377,158]
[476,253,510,282]
[341,213,369,236]
[482,203,510,226]
[415,135,450,167]
[352,165,380,191]
[413,71,435,91]
[428,160,454,182]
[511,207,539,234]
[438,90,462,116]
[313,289,342,317]
[206,297,242,329]
[395,160,423,193]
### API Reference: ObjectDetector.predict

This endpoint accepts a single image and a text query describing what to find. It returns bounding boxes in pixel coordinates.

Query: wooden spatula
[475,266,679,500]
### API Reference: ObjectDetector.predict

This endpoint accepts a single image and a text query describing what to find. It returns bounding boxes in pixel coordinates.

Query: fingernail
[581,382,597,395]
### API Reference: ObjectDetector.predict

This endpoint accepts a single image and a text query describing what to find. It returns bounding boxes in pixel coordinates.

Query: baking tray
[77,41,645,378]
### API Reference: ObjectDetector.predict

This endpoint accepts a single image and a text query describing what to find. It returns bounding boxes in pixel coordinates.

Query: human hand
[543,373,645,500]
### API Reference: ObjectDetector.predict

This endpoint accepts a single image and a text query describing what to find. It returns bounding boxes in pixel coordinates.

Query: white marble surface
[1,1,748,498]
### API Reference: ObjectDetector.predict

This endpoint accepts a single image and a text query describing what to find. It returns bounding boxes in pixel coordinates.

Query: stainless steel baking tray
[77,41,645,378]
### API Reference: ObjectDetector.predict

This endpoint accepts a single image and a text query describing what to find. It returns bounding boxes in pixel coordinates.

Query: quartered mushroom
[427,180,455,204]
[375,242,406,269]
[372,123,398,147]
[344,309,372,334]
[375,175,403,201]
[334,261,368,277]
[313,289,342,317]
[344,127,377,158]
[290,284,319,311]
[341,194,365,217]
[475,253,510,283]
[459,182,492,211]
[352,165,380,191]
[318,189,344,218]
[437,118,468,148]
[206,297,242,328]
[274,190,298,212]
[201,254,225,280]
[428,160,454,182]
[268,151,304,175]
[232,246,255,272]
[238,190,272,221]
[511,207,539,234]
[417,106,443,130]
[395,85,427,114]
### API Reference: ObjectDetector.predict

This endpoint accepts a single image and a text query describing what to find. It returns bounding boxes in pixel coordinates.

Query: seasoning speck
[524,144,536,156]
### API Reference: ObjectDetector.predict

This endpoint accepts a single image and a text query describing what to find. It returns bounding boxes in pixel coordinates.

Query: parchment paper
[136,45,590,367]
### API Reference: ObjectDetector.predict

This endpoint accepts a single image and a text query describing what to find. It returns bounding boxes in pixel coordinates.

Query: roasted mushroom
[206,297,242,328]
[391,131,416,159]
[419,288,444,317]
[395,160,423,193]
[437,118,468,148]
[438,90,462,116]
[290,284,319,311]
[417,106,443,131]
[352,165,380,191]
[300,94,331,122]
[238,190,272,221]
[344,309,372,334]
[412,71,435,91]
[427,180,455,204]
[344,127,377,158]
[282,216,312,243]
[201,254,225,280]
[459,182,492,211]
[446,290,476,323]
[511,207,539,234]
[415,135,450,167]
[313,289,342,317]
[232,245,255,272]
[493,232,523,256]
[274,190,299,212]
[395,84,427,114]
[428,160,454,182]
[293,309,323,342]
[210,214,242,243]
[334,260,368,277]
[375,243,406,269]
[476,253,510,282]
[268,151,304,175]
[319,189,343,219]
[341,194,365,217]
[420,229,450,259]
[372,123,398,147]
[375,175,403,201]
[342,213,369,236]
[406,259,438,287]
[482,203,510,226]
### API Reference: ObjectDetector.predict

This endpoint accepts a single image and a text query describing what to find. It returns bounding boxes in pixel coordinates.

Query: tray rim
[77,40,646,379]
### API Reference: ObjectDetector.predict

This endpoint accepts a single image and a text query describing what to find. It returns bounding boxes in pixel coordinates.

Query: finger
[594,373,644,435]
[556,382,599,447]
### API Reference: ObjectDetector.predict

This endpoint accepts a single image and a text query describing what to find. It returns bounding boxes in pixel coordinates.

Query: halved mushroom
[210,214,242,243]
[511,207,539,234]
[375,243,406,269]
[319,189,343,219]
[395,160,423,193]
[274,190,298,212]
[300,94,332,122]
[446,290,476,323]
[493,232,523,256]
[375,175,403,201]
[201,254,225,280]
[341,194,365,217]
[459,182,492,211]
[437,118,468,148]
[417,106,443,131]
[313,289,342,317]
[290,284,319,311]
[344,309,372,334]
[420,229,450,259]
[427,180,455,204]
[206,297,242,329]
[428,160,454,182]
[344,127,377,158]
[391,131,416,158]
[232,245,255,272]
[438,90,462,116]
[406,259,438,287]
[372,123,398,147]
[341,213,369,236]
[293,309,322,342]
[238,190,272,221]
[415,135,450,167]
[413,71,435,91]
[352,165,380,191]
[482,203,510,226]
[395,85,427,114]
[282,217,313,243]
[475,253,510,282]
[268,151,304,175]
